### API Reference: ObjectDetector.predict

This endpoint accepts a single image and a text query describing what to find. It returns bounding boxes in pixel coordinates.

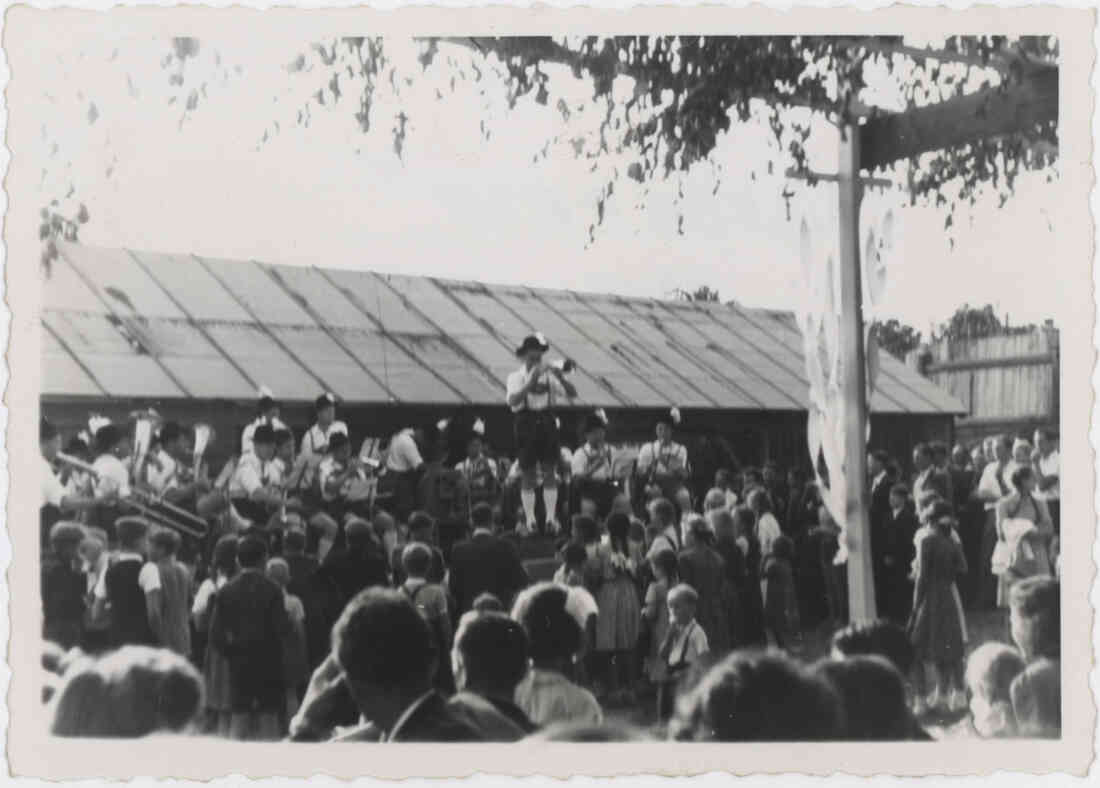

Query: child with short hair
[472,592,504,614]
[42,522,88,650]
[965,642,1026,738]
[94,517,157,648]
[266,557,309,720]
[401,542,454,692]
[658,583,709,719]
[762,534,801,652]
[78,526,112,653]
[147,528,192,658]
[642,549,678,699]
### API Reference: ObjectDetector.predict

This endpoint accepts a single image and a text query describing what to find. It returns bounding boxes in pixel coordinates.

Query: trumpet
[55,451,209,540]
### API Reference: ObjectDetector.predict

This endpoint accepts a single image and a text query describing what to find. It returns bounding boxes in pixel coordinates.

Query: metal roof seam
[192,254,335,397]
[477,284,629,408]
[730,302,918,414]
[126,249,259,393]
[648,300,781,410]
[57,245,191,398]
[369,272,504,397]
[41,317,109,396]
[569,291,700,406]
[264,262,402,403]
[312,267,471,405]
[526,288,655,407]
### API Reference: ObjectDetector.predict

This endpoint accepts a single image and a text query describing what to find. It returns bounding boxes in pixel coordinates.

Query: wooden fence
[911,323,1059,445]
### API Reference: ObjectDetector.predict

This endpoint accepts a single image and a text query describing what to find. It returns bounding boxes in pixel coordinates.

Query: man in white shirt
[230,424,282,527]
[40,418,104,548]
[974,434,1013,609]
[636,410,690,503]
[505,334,577,536]
[1034,428,1060,530]
[571,412,617,518]
[384,424,432,522]
[319,432,370,520]
[241,390,288,457]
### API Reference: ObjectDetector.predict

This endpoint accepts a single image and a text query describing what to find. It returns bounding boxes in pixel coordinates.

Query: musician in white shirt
[230,424,282,527]
[146,422,209,506]
[318,432,371,523]
[505,334,577,535]
[40,419,102,547]
[455,426,500,507]
[300,392,348,463]
[241,390,288,457]
[571,412,617,517]
[635,410,690,502]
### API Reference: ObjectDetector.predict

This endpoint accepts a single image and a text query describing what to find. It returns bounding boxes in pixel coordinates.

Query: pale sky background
[35,35,1062,334]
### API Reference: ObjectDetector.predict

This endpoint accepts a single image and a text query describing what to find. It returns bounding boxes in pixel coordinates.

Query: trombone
[56,451,209,540]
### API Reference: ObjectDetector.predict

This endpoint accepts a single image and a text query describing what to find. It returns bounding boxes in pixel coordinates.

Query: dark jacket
[319,543,390,605]
[447,691,536,741]
[105,559,155,648]
[677,545,732,654]
[42,557,86,650]
[333,691,485,742]
[209,568,292,712]
[448,532,529,614]
[285,553,319,601]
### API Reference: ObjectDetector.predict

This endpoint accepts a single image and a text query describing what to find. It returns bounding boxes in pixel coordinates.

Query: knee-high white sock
[543,487,559,524]
[521,488,537,527]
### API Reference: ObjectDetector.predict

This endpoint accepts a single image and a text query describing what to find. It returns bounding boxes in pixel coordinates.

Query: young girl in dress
[192,535,238,735]
[761,534,801,652]
[642,549,678,714]
[594,513,642,706]
[908,501,969,716]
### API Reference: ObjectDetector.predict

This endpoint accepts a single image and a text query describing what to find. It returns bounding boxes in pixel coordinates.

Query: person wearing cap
[635,410,690,503]
[241,389,288,457]
[229,424,283,528]
[506,333,577,535]
[571,412,617,518]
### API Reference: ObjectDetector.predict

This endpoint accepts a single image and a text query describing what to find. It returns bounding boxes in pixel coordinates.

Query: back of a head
[1010,576,1060,660]
[265,557,290,588]
[511,582,582,663]
[115,517,150,552]
[731,505,756,536]
[401,541,433,579]
[526,722,652,742]
[283,528,307,554]
[334,588,435,691]
[563,542,587,570]
[212,535,239,575]
[51,646,203,737]
[815,656,913,740]
[236,534,268,569]
[831,620,915,677]
[649,497,675,527]
[710,509,736,544]
[685,514,711,546]
[408,510,436,541]
[703,488,727,511]
[454,611,529,696]
[471,502,494,530]
[966,643,1026,707]
[671,651,845,742]
[371,511,397,543]
[345,517,375,550]
[472,592,504,614]
[606,512,631,546]
[573,514,599,545]
[1011,658,1061,738]
[150,527,181,557]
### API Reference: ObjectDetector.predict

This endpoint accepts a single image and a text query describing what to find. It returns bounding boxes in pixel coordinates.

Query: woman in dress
[995,465,1054,608]
[191,535,238,735]
[593,513,642,705]
[908,501,969,715]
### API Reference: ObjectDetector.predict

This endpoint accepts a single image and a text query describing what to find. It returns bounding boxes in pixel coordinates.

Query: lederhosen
[513,373,560,473]
[573,445,617,517]
[644,441,686,500]
[232,460,274,530]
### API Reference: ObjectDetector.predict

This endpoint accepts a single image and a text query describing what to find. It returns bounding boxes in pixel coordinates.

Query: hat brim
[515,340,549,356]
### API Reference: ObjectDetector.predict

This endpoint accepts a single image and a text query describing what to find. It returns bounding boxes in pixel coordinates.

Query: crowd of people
[38,333,1062,743]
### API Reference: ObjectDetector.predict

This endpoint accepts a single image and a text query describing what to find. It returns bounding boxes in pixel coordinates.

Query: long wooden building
[41,242,964,477]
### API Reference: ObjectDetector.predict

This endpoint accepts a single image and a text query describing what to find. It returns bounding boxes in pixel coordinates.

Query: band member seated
[301,392,348,462]
[318,433,372,525]
[41,419,103,549]
[241,387,288,457]
[229,424,283,528]
[506,333,577,536]
[145,422,210,510]
[571,411,617,518]
[455,422,500,513]
[635,408,690,503]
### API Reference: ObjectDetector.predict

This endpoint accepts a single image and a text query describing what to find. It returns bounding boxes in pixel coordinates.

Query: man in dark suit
[677,518,733,655]
[876,484,920,623]
[448,509,529,614]
[330,588,484,742]
[868,450,893,531]
[209,534,291,740]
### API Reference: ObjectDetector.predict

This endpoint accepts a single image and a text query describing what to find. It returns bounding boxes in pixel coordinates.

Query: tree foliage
[261,35,1057,242]
[874,317,922,360]
[673,284,721,302]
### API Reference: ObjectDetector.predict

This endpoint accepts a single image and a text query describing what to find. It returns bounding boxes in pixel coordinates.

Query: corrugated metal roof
[43,241,966,414]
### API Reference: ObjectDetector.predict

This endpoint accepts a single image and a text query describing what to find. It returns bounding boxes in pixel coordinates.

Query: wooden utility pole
[836,123,876,624]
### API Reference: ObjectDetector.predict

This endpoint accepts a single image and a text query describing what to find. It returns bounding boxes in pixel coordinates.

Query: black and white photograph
[5,5,1094,778]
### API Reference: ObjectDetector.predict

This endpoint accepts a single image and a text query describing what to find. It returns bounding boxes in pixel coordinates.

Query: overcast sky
[36,35,1063,334]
